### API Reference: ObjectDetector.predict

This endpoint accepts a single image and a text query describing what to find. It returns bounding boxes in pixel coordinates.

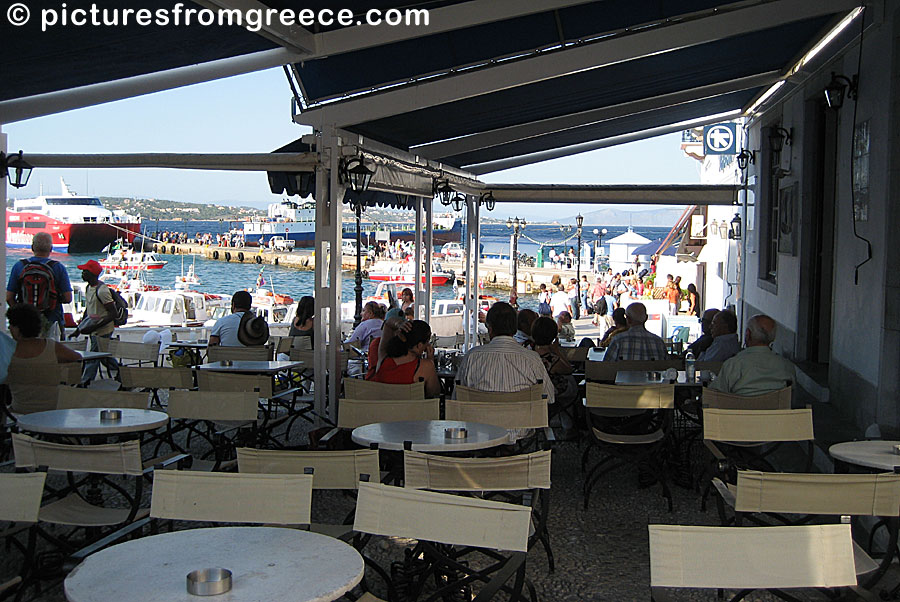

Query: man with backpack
[6,232,73,336]
[71,260,120,384]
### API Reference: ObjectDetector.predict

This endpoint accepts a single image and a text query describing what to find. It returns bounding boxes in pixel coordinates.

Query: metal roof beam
[296,0,858,130]
[482,184,736,205]
[193,0,317,55]
[415,71,779,160]
[23,152,318,171]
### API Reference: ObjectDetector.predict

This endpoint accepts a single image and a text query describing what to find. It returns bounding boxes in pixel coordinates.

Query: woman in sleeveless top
[289,296,315,347]
[7,303,81,414]
[370,319,440,397]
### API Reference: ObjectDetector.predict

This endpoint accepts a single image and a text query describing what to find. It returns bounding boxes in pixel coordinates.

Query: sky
[4,67,701,222]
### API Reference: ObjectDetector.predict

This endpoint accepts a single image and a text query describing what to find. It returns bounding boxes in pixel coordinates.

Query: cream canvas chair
[353,482,535,602]
[712,470,900,592]
[119,366,194,408]
[649,524,858,601]
[238,447,380,538]
[150,470,312,525]
[57,386,150,410]
[320,398,441,447]
[702,386,792,410]
[111,340,161,367]
[582,383,676,511]
[7,363,81,414]
[403,449,555,570]
[584,359,681,383]
[207,345,271,362]
[344,379,426,400]
[0,472,46,599]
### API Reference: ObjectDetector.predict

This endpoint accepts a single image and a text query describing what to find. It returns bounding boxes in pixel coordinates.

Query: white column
[415,196,424,319]
[471,198,482,345]
[424,197,433,320]
[463,198,477,349]
[327,137,343,422]
[313,139,330,424]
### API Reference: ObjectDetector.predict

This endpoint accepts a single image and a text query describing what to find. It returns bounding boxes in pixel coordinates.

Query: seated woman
[599,307,628,348]
[7,303,82,414]
[531,317,577,434]
[290,296,315,347]
[369,319,440,397]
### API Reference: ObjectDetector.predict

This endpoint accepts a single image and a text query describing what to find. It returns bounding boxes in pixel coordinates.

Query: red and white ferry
[6,179,140,253]
[99,246,167,271]
[367,260,454,286]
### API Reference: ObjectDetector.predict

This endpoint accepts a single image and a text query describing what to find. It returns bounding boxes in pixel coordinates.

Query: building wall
[743,2,899,431]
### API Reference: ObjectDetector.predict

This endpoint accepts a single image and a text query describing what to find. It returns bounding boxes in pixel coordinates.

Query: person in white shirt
[346,301,385,348]
[550,284,572,318]
[209,291,252,347]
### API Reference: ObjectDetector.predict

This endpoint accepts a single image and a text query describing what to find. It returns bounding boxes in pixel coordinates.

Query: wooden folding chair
[57,386,150,410]
[150,470,312,525]
[344,379,425,400]
[0,473,46,600]
[238,447,380,538]
[207,345,271,362]
[582,382,676,511]
[712,470,900,592]
[353,482,535,602]
[702,386,792,410]
[403,449,555,571]
[649,524,858,601]
[118,366,194,408]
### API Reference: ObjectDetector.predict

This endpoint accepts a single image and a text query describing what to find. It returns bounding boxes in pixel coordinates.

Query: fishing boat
[128,290,225,327]
[174,256,201,291]
[99,243,167,271]
[367,261,454,286]
[6,179,141,253]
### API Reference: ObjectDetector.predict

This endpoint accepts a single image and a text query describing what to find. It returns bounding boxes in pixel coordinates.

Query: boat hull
[369,273,452,286]
[6,212,140,254]
[242,218,462,248]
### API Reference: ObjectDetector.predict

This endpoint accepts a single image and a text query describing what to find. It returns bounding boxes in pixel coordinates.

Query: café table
[14,408,168,437]
[76,350,113,362]
[167,341,209,366]
[587,347,607,362]
[352,419,510,452]
[829,440,900,472]
[614,370,712,387]
[64,527,364,602]
[197,360,303,374]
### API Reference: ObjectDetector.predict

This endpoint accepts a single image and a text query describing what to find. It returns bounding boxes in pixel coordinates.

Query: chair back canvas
[150,471,312,524]
[445,398,548,429]
[57,386,150,410]
[703,408,814,442]
[585,383,676,410]
[735,471,900,517]
[8,363,81,386]
[649,524,857,589]
[337,398,440,429]
[354,482,531,552]
[113,341,160,364]
[167,391,259,422]
[197,371,273,398]
[0,472,46,522]
[119,366,194,390]
[207,345,271,362]
[454,383,544,401]
[403,450,550,492]
[237,448,380,490]
[561,346,590,363]
[703,387,792,410]
[291,348,349,371]
[12,433,143,476]
[344,379,425,400]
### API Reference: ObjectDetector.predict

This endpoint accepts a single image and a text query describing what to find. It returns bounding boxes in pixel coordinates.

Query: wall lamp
[339,156,375,193]
[736,149,756,170]
[824,71,858,109]
[2,151,33,189]
[434,179,455,206]
[450,192,466,212]
[728,213,742,240]
[768,127,792,154]
[479,191,496,211]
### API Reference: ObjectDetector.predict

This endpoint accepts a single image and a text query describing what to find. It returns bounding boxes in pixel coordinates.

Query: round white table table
[352,420,510,452]
[829,440,900,471]
[65,527,364,602]
[15,408,168,436]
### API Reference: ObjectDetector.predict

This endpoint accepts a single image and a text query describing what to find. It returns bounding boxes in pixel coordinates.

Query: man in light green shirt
[709,314,794,396]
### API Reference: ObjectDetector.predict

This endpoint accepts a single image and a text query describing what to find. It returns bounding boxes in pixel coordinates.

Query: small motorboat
[367,260,453,286]
[99,242,167,271]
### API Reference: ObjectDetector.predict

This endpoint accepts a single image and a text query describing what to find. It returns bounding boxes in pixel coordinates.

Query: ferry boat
[6,179,140,253]
[241,200,462,248]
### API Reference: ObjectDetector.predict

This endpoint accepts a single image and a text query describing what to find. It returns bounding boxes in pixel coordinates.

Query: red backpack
[17,259,59,312]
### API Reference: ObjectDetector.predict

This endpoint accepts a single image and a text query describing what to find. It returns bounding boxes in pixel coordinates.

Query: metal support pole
[472,198,481,343]
[424,198,433,320]
[575,230,582,316]
[353,202,363,328]
[512,229,519,299]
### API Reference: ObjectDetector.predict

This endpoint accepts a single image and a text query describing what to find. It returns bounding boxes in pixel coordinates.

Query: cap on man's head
[77,260,103,276]
[385,308,406,322]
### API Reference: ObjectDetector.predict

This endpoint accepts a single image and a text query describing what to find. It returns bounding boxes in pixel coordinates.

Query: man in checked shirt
[602,302,668,361]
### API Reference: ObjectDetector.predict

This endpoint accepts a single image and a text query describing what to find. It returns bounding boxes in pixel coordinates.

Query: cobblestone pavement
[4,388,897,601]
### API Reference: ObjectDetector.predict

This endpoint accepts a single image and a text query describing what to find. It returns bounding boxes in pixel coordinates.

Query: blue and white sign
[703,123,737,155]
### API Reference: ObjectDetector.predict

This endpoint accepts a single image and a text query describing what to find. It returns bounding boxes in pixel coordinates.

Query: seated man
[209,290,253,347]
[710,314,795,396]
[599,307,628,348]
[514,309,537,346]
[346,301,385,349]
[455,302,554,404]
[603,302,667,361]
[556,311,576,342]
[698,310,741,362]
[686,308,719,357]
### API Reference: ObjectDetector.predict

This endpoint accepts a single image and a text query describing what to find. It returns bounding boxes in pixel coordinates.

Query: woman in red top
[370,319,440,397]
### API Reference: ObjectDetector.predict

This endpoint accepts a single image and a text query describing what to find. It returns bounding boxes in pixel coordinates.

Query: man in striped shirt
[455,302,555,404]
[603,302,668,361]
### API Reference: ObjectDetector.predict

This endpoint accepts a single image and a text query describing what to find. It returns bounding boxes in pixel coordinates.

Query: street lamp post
[506,217,526,300]
[352,201,364,328]
[592,227,608,272]
[575,215,583,319]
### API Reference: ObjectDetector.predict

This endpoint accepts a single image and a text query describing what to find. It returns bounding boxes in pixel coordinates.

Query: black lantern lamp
[824,71,858,109]
[479,191,496,211]
[451,192,466,212]
[2,151,33,189]
[736,149,756,170]
[434,179,454,206]
[340,157,375,193]
[768,127,792,154]
[728,213,742,240]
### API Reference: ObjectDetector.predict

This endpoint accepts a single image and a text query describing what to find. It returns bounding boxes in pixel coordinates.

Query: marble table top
[77,350,113,361]
[829,440,900,471]
[352,419,510,452]
[65,527,364,602]
[198,360,302,374]
[15,408,168,436]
